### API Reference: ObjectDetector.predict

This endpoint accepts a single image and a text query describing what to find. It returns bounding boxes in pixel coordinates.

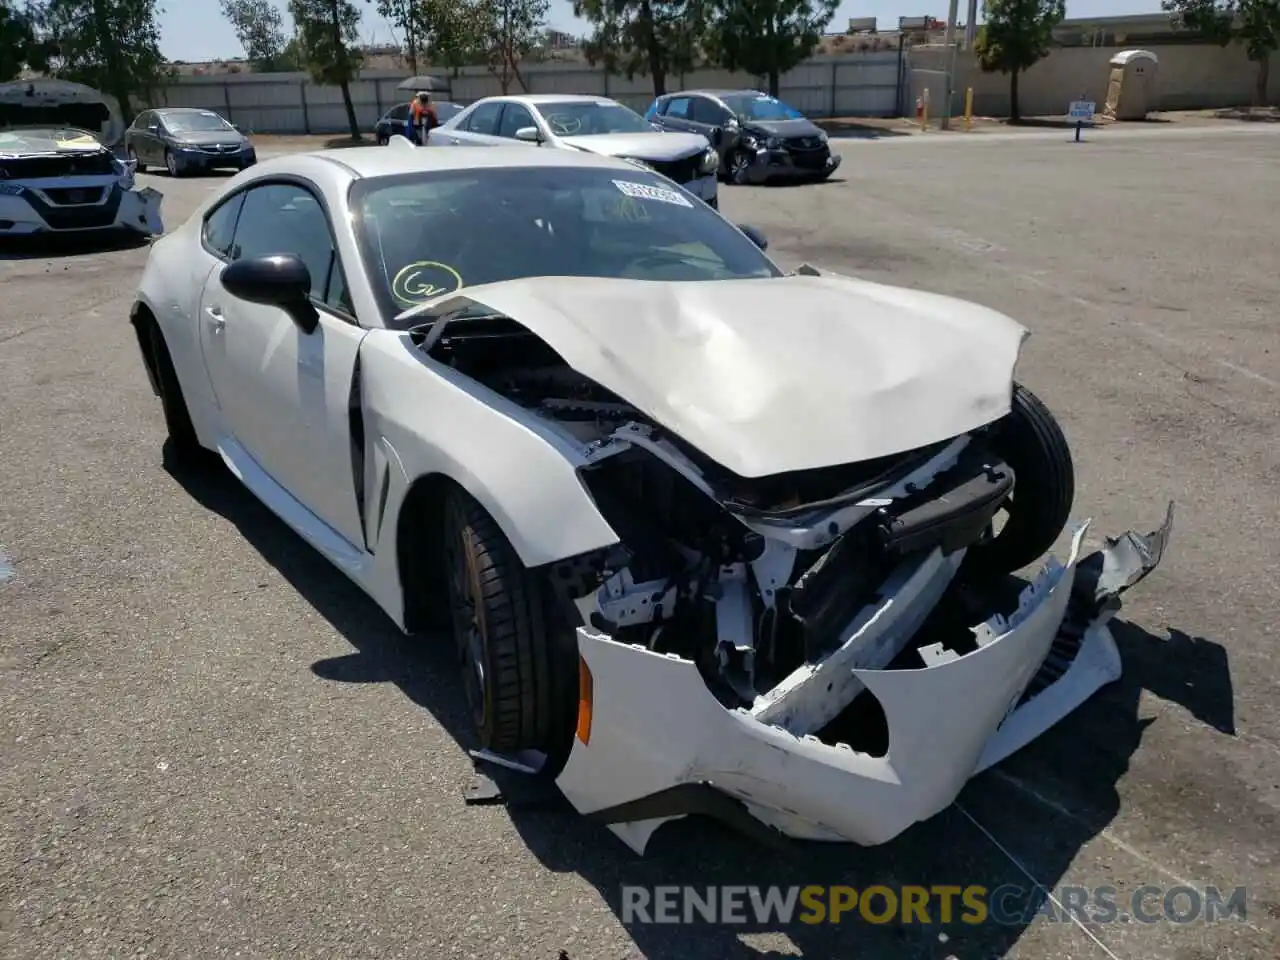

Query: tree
[1162,0,1280,105]
[973,0,1065,122]
[574,0,705,97]
[475,0,547,92]
[40,0,168,121]
[288,0,363,139]
[375,0,421,72]
[220,0,286,71]
[706,0,836,97]
[0,1,50,81]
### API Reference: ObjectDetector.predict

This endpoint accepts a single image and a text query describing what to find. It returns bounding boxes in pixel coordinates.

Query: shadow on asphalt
[0,229,152,261]
[164,446,1236,960]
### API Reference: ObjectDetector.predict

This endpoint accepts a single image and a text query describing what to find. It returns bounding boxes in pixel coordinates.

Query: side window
[227,183,351,316]
[132,111,151,130]
[691,98,727,125]
[664,97,691,119]
[387,103,409,122]
[464,101,503,134]
[498,103,535,139]
[201,192,245,258]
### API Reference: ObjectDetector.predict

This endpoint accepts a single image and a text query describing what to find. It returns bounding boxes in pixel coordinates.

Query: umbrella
[397,75,452,93]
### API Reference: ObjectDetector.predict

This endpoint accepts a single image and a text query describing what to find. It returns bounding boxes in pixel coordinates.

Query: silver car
[436,94,720,208]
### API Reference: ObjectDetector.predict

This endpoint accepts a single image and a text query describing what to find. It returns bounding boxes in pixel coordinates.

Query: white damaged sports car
[130,143,1173,854]
[0,125,162,238]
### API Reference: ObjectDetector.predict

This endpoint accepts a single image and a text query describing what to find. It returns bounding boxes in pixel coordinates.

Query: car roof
[477,93,617,105]
[155,107,221,115]
[287,143,645,180]
[673,89,760,98]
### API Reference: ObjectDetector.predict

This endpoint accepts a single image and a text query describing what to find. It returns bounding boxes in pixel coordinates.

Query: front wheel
[127,145,145,172]
[164,149,181,177]
[729,150,753,185]
[964,383,1076,576]
[440,488,578,767]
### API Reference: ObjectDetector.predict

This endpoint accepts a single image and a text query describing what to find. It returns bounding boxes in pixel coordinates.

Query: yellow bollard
[921,87,930,131]
[964,87,973,131]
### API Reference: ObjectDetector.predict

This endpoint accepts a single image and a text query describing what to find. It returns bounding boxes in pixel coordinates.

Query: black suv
[645,89,840,185]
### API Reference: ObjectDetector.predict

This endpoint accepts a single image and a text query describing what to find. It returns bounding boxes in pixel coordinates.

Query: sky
[160,0,1164,63]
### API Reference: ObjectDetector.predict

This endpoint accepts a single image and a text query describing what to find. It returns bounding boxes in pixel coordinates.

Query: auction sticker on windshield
[612,180,693,208]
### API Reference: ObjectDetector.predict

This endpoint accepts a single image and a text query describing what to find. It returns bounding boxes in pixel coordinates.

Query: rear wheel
[440,487,578,768]
[965,383,1075,576]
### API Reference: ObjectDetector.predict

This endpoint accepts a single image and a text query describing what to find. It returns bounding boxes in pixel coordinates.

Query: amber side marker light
[576,654,594,745]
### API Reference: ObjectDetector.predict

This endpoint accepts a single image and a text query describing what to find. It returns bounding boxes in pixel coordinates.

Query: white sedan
[129,141,1173,854]
[434,94,720,208]
[0,125,162,238]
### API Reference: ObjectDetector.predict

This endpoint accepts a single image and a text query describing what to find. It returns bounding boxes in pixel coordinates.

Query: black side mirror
[738,224,768,251]
[221,254,319,334]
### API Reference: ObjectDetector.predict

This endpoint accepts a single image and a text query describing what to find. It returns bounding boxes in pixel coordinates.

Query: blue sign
[1068,101,1096,124]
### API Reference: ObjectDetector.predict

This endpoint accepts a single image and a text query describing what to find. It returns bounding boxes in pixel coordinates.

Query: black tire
[128,145,145,172]
[965,383,1075,576]
[730,150,752,185]
[440,487,578,765]
[147,319,207,467]
[164,148,182,177]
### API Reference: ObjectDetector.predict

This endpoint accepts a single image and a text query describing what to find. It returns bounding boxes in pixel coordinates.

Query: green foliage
[473,0,549,91]
[706,0,837,96]
[288,0,363,137]
[974,0,1064,76]
[974,0,1065,120]
[40,0,168,117]
[288,0,363,86]
[220,0,286,71]
[1163,0,1280,62]
[573,0,704,95]
[0,2,51,80]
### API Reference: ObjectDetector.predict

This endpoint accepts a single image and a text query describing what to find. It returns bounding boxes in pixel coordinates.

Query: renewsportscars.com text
[621,884,1249,926]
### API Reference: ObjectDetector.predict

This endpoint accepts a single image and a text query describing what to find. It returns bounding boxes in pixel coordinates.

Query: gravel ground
[2,122,1278,960]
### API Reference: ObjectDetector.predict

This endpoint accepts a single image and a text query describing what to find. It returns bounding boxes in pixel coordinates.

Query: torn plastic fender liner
[119,185,163,236]
[556,510,1173,854]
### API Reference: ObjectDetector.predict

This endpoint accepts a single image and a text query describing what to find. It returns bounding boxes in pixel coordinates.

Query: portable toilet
[1103,50,1159,120]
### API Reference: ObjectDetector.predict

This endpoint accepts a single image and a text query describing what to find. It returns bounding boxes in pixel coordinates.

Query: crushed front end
[0,145,162,237]
[412,302,1174,853]
[545,421,1172,853]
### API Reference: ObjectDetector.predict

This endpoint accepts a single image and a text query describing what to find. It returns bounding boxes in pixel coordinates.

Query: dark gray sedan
[124,107,256,177]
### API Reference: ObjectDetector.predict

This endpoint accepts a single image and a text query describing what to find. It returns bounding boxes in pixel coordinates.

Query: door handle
[204,305,226,332]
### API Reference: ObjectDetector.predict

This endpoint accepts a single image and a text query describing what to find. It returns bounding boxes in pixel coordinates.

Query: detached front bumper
[0,180,162,236]
[556,507,1173,854]
[743,147,841,183]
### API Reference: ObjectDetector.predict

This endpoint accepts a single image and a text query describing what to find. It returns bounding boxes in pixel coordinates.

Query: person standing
[409,91,438,144]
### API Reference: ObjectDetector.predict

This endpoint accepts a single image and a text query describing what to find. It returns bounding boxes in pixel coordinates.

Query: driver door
[197,179,368,550]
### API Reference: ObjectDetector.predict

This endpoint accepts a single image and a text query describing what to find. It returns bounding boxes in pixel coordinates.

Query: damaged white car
[0,125,162,237]
[129,145,1173,854]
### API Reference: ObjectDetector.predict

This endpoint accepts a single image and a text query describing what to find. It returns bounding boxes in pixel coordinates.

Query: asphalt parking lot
[2,123,1278,960]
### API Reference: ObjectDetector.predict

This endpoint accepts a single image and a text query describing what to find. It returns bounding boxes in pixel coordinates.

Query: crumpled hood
[743,118,823,139]
[560,131,708,162]
[425,273,1028,477]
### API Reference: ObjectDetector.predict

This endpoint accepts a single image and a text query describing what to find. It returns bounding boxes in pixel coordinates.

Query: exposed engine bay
[416,305,1051,746]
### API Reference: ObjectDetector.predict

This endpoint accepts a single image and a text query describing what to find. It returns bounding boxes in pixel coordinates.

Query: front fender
[357,330,621,568]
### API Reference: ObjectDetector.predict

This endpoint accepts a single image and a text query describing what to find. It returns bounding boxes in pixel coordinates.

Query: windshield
[0,126,100,151]
[535,101,653,137]
[436,102,462,123]
[351,166,781,325]
[722,94,805,122]
[163,111,234,133]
